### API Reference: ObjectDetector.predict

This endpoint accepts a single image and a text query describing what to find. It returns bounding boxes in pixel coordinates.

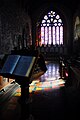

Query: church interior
[0,0,80,120]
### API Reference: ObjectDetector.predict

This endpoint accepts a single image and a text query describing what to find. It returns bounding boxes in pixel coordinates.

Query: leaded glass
[40,10,63,45]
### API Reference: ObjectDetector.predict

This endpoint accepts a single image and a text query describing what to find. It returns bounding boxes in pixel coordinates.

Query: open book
[0,55,36,79]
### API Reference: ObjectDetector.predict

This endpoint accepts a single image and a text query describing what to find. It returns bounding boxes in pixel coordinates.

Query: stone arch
[34,3,70,47]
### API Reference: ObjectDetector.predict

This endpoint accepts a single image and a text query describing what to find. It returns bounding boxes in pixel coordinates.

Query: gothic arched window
[40,11,63,45]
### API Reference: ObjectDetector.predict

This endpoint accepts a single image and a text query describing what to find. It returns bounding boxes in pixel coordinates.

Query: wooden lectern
[0,50,47,120]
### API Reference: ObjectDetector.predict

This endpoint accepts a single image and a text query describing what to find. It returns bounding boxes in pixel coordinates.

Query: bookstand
[0,49,47,120]
[0,54,38,120]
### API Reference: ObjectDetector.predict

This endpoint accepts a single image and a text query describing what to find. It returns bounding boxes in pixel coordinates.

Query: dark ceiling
[24,0,80,15]
[0,0,80,14]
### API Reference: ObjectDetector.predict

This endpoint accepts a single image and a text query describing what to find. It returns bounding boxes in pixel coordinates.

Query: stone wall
[0,1,32,54]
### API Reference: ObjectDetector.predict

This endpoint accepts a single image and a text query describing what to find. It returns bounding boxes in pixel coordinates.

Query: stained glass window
[41,11,63,45]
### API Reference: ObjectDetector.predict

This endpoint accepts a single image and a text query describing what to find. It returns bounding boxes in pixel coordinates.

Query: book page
[13,56,36,78]
[1,55,20,74]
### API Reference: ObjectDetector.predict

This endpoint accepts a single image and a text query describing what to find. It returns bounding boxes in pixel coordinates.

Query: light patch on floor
[14,78,65,96]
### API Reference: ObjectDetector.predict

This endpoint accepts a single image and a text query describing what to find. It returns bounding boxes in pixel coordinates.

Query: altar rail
[36,45,68,60]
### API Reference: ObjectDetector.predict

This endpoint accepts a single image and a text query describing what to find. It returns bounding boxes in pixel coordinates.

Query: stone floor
[0,61,80,120]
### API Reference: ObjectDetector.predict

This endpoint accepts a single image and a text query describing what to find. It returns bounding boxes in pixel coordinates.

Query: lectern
[0,50,47,120]
[0,54,38,120]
